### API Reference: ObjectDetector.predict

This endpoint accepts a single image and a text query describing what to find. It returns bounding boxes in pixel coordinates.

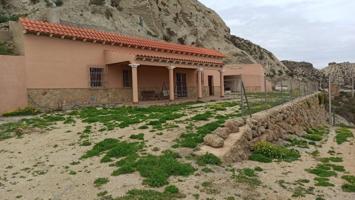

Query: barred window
[90,68,104,88]
[123,69,132,88]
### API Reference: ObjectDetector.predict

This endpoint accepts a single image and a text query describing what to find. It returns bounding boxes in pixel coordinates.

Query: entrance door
[208,75,214,96]
[176,73,188,97]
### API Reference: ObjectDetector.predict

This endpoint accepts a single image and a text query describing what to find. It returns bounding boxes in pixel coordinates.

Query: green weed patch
[191,111,213,121]
[94,177,109,187]
[342,175,355,192]
[113,151,195,187]
[81,138,143,163]
[117,188,184,200]
[234,168,261,187]
[335,128,353,144]
[176,119,225,148]
[302,128,329,142]
[196,153,221,166]
[129,133,144,140]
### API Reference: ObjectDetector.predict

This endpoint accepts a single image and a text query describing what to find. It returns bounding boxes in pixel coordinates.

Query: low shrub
[251,141,300,162]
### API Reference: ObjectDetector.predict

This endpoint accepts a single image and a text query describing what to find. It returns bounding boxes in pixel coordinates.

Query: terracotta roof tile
[20,18,224,58]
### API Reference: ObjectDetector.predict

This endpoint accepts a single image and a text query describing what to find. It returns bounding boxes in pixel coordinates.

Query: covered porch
[105,51,225,104]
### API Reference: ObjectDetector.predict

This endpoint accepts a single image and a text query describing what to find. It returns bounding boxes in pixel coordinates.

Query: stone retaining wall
[199,92,328,163]
[28,88,132,111]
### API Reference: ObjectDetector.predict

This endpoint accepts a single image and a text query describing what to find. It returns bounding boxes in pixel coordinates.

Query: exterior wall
[28,88,132,111]
[224,64,272,92]
[23,34,222,89]
[0,55,28,114]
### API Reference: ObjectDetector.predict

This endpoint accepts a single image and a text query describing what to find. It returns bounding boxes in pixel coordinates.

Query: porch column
[129,63,140,103]
[167,66,176,101]
[219,68,225,97]
[197,67,203,99]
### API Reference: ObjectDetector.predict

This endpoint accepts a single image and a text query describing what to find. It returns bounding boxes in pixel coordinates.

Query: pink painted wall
[203,69,221,87]
[0,55,28,114]
[224,64,272,92]
[23,35,223,89]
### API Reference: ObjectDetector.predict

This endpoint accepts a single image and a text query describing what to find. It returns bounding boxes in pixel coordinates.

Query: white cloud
[200,0,355,68]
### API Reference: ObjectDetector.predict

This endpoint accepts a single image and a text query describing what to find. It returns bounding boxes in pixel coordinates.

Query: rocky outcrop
[282,60,325,82]
[198,93,328,163]
[0,0,289,77]
[322,62,355,88]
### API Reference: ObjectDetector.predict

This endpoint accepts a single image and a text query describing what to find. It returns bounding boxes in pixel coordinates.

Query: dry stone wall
[200,92,328,163]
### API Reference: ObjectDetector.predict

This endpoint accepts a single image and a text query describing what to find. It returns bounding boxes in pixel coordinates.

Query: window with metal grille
[123,69,132,88]
[90,68,104,88]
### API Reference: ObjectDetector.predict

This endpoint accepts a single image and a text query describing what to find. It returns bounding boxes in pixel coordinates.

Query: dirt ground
[0,101,354,200]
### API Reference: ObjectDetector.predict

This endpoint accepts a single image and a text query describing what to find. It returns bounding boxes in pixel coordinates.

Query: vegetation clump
[94,177,109,187]
[176,119,226,148]
[234,168,261,187]
[129,133,144,140]
[113,151,195,187]
[249,141,300,162]
[117,188,184,200]
[81,138,143,163]
[302,128,329,142]
[196,153,221,166]
[335,128,353,144]
[341,175,355,192]
[191,111,213,121]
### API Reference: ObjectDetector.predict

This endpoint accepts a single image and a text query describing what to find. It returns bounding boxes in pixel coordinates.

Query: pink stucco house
[0,18,268,114]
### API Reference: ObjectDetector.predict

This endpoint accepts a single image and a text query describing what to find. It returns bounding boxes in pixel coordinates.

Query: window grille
[90,68,104,88]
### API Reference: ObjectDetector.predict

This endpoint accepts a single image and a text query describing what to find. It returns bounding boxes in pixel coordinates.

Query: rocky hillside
[322,62,355,88]
[281,60,325,82]
[0,0,288,77]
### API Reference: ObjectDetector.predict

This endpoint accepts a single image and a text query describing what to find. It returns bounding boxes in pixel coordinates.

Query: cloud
[200,0,355,68]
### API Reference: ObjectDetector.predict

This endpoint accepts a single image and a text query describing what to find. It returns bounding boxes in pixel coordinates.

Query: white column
[167,66,176,101]
[197,67,203,99]
[129,63,140,103]
[219,68,225,97]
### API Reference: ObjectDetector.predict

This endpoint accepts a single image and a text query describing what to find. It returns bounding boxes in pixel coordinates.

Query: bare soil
[0,101,354,200]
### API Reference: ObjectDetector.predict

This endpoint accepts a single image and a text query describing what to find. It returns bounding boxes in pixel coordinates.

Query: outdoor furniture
[141,91,158,101]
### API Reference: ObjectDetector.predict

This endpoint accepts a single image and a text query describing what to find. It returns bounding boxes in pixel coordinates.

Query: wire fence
[224,79,320,117]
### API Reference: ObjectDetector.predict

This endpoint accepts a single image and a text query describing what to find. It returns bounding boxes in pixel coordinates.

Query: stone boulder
[203,134,224,148]
[215,127,231,139]
[224,121,240,133]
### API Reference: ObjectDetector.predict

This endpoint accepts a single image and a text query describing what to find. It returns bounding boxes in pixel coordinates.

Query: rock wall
[199,93,328,163]
[28,88,132,111]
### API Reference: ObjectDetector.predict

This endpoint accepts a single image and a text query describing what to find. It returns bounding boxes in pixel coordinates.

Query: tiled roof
[20,18,225,58]
[136,54,224,67]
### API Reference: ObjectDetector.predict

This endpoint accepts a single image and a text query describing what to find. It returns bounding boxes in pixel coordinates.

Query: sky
[199,0,355,69]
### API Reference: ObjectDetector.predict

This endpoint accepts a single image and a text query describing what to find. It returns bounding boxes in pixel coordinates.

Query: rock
[234,118,246,127]
[215,127,231,139]
[203,134,224,148]
[224,121,240,133]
